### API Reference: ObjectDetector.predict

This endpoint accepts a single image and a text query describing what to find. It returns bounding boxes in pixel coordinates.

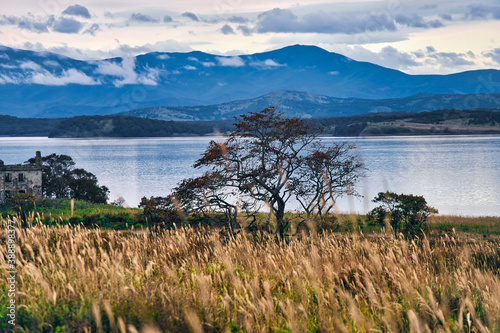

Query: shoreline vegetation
[1,108,499,332]
[1,210,499,331]
[1,108,500,138]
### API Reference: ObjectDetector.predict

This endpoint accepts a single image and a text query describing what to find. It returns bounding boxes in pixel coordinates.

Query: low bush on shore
[1,216,499,332]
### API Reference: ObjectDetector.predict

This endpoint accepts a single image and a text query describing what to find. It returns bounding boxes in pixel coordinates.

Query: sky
[0,0,499,74]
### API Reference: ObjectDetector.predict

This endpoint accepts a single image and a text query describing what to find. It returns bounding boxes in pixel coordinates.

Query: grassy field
[1,214,499,332]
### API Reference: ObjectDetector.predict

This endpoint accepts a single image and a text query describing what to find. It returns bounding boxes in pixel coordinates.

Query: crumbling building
[0,151,42,203]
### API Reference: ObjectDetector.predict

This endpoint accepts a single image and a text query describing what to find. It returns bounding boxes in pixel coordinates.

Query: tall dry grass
[1,215,499,332]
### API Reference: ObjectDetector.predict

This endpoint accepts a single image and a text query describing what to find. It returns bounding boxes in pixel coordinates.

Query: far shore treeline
[1,108,500,138]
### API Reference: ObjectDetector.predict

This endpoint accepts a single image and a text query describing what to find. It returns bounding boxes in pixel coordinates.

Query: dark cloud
[163,15,173,23]
[465,5,500,20]
[379,46,419,68]
[237,25,252,36]
[129,13,158,23]
[0,15,53,33]
[83,23,100,36]
[53,18,82,34]
[17,19,50,33]
[227,16,248,23]
[62,5,91,19]
[483,48,500,63]
[182,12,199,22]
[395,14,443,28]
[440,14,452,21]
[424,47,475,67]
[256,8,398,34]
[220,24,235,35]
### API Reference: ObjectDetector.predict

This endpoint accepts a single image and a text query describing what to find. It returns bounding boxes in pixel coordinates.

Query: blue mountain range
[0,44,499,118]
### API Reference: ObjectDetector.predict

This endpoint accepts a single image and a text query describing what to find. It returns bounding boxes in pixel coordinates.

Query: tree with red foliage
[176,107,363,236]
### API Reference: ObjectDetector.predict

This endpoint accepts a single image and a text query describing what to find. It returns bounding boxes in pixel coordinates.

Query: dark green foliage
[369,191,438,237]
[48,115,235,138]
[139,196,184,227]
[0,115,62,136]
[25,153,109,204]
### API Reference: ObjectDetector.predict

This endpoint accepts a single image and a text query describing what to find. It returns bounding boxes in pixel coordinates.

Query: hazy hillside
[119,90,500,121]
[46,109,500,138]
[1,45,500,118]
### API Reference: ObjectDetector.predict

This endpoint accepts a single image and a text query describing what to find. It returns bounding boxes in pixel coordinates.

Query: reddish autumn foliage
[175,107,363,236]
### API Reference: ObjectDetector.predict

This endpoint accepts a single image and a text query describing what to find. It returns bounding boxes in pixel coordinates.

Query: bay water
[1,135,499,216]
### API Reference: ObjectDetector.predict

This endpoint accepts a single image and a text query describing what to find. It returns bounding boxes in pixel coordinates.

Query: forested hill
[47,115,235,138]
[0,115,62,136]
[2,109,500,138]
[47,109,500,138]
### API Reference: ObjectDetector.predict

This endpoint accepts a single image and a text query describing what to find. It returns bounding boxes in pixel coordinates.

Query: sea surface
[1,135,499,216]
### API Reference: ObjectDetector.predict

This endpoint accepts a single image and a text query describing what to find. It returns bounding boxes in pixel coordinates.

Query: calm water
[1,135,499,216]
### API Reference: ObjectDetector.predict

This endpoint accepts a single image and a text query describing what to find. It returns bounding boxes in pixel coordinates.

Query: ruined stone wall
[0,165,42,203]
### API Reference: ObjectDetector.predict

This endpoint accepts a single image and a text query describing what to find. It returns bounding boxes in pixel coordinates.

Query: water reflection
[0,135,499,216]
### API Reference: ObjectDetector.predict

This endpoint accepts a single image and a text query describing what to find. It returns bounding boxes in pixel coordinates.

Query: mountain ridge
[1,44,500,118]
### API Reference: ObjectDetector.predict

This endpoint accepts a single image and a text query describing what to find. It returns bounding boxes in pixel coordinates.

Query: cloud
[0,15,53,33]
[227,16,248,23]
[182,12,199,22]
[201,61,216,67]
[425,46,475,67]
[20,61,42,71]
[249,59,286,69]
[95,57,158,86]
[256,8,398,34]
[216,56,245,67]
[237,25,252,36]
[483,48,500,63]
[255,7,449,35]
[53,18,82,33]
[157,54,170,60]
[62,5,91,19]
[43,60,60,67]
[220,24,235,35]
[183,65,197,70]
[395,14,443,28]
[129,13,158,23]
[163,16,173,23]
[31,68,99,85]
[333,44,477,73]
[440,14,453,21]
[83,23,100,35]
[465,5,500,20]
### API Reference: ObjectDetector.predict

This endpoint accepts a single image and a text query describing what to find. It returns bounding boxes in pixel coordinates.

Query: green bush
[369,191,438,237]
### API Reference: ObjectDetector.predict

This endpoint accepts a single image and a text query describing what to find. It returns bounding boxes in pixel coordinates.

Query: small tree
[183,107,363,236]
[139,196,184,227]
[368,191,438,237]
[26,153,109,204]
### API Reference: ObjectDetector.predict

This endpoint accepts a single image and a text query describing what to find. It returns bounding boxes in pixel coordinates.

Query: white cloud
[95,57,158,86]
[20,61,42,71]
[0,74,19,84]
[43,60,60,67]
[184,65,197,70]
[202,61,216,67]
[217,56,245,67]
[31,68,100,85]
[157,54,170,60]
[249,59,286,68]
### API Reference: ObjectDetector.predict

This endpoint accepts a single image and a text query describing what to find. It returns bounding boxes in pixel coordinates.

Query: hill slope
[1,44,500,118]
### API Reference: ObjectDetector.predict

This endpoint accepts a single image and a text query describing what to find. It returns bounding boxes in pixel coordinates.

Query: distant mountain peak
[1,44,500,118]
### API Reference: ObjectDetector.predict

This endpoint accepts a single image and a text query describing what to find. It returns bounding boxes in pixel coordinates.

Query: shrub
[369,191,438,237]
